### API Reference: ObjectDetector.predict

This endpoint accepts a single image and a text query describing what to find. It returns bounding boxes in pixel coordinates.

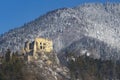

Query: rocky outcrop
[23,51,70,80]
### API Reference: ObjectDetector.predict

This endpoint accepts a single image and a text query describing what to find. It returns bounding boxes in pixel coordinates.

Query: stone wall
[34,38,53,54]
[23,37,53,61]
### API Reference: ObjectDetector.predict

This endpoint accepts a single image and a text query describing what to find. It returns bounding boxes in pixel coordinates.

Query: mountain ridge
[0,3,120,60]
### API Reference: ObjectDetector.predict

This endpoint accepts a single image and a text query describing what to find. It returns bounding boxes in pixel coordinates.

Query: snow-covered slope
[0,3,120,59]
[59,36,120,62]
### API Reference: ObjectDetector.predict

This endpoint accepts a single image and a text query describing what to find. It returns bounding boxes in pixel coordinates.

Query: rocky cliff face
[23,52,70,80]
[0,3,120,60]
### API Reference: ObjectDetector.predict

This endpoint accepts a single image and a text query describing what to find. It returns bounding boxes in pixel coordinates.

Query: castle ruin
[22,37,53,61]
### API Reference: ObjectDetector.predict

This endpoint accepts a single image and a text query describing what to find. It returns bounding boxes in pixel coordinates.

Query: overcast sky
[0,0,119,34]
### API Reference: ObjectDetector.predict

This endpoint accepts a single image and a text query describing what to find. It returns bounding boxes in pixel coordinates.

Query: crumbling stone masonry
[22,38,53,61]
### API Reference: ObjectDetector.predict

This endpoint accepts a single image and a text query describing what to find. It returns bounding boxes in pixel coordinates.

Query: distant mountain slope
[0,3,120,59]
[58,36,120,64]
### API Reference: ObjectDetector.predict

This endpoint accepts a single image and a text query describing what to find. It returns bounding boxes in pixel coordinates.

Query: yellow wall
[34,38,53,53]
[23,37,53,61]
[24,41,31,53]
